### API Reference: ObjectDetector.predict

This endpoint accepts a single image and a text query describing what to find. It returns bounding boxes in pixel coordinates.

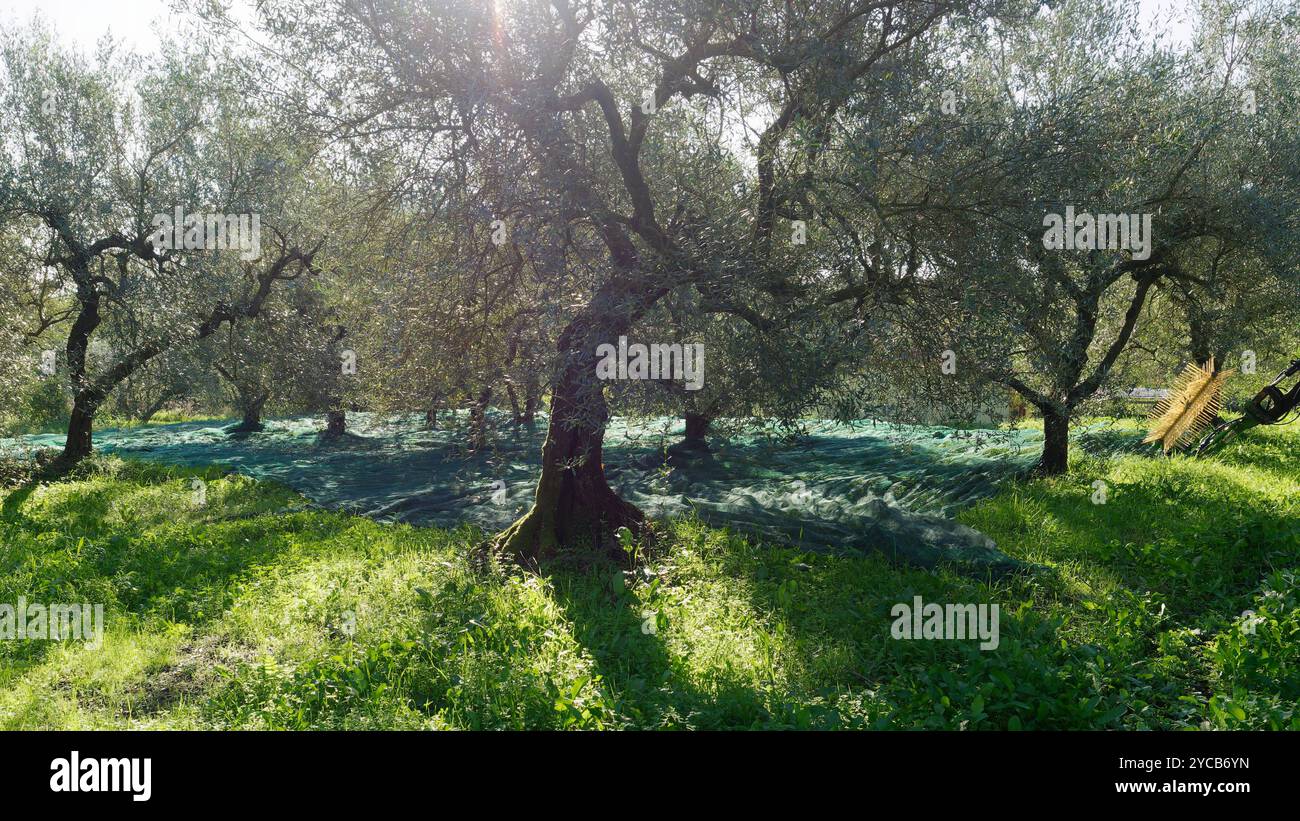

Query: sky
[3,0,1198,57]
[2,0,184,53]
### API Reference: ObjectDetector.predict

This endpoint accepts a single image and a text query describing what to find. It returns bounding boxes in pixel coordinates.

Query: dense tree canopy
[2,0,1298,566]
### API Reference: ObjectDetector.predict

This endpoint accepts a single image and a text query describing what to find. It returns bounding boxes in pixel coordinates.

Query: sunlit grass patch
[2,424,1297,730]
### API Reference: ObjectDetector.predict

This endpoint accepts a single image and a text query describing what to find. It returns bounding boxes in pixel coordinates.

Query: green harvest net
[2,414,1152,575]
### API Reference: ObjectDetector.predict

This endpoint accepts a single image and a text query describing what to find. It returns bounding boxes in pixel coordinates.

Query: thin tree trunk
[138,389,179,425]
[50,246,316,468]
[507,383,523,425]
[54,285,103,467]
[424,393,442,429]
[469,386,492,450]
[522,377,540,427]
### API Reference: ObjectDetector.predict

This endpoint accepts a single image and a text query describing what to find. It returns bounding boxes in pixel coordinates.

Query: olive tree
[0,24,323,466]
[230,0,1010,563]
[912,0,1299,473]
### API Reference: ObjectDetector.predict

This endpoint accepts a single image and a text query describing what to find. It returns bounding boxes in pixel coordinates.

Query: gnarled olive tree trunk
[493,280,663,564]
[56,281,105,467]
[522,378,541,427]
[230,392,269,433]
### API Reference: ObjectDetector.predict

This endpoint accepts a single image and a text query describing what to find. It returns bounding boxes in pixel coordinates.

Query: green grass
[1,423,1297,730]
[97,410,233,429]
[5,409,231,438]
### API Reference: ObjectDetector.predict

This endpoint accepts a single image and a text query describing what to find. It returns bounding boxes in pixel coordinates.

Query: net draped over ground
[4,415,1148,574]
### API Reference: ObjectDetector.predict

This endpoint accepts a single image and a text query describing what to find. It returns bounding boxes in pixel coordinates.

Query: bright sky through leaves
[4,0,1195,56]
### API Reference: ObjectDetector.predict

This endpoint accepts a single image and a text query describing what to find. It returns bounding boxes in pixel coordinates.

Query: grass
[4,409,231,438]
[0,421,1297,730]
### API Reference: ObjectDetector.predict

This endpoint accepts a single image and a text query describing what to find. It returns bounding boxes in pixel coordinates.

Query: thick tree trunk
[1187,307,1216,368]
[492,354,643,564]
[684,412,710,444]
[492,280,664,565]
[1035,407,1070,476]
[668,410,713,459]
[58,392,100,466]
[229,393,268,433]
[1190,335,1212,369]
[324,410,346,437]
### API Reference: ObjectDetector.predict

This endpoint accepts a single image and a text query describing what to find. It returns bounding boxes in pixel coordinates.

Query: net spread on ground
[4,415,1150,575]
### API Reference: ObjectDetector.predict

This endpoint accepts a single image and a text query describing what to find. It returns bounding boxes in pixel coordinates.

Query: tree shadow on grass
[982,464,1300,620]
[0,480,38,523]
[542,557,786,729]
[536,522,1027,729]
[0,465,358,670]
[650,518,1159,730]
[1210,423,1300,482]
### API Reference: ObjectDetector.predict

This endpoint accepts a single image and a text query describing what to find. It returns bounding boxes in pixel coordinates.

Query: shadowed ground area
[0,413,1115,572]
